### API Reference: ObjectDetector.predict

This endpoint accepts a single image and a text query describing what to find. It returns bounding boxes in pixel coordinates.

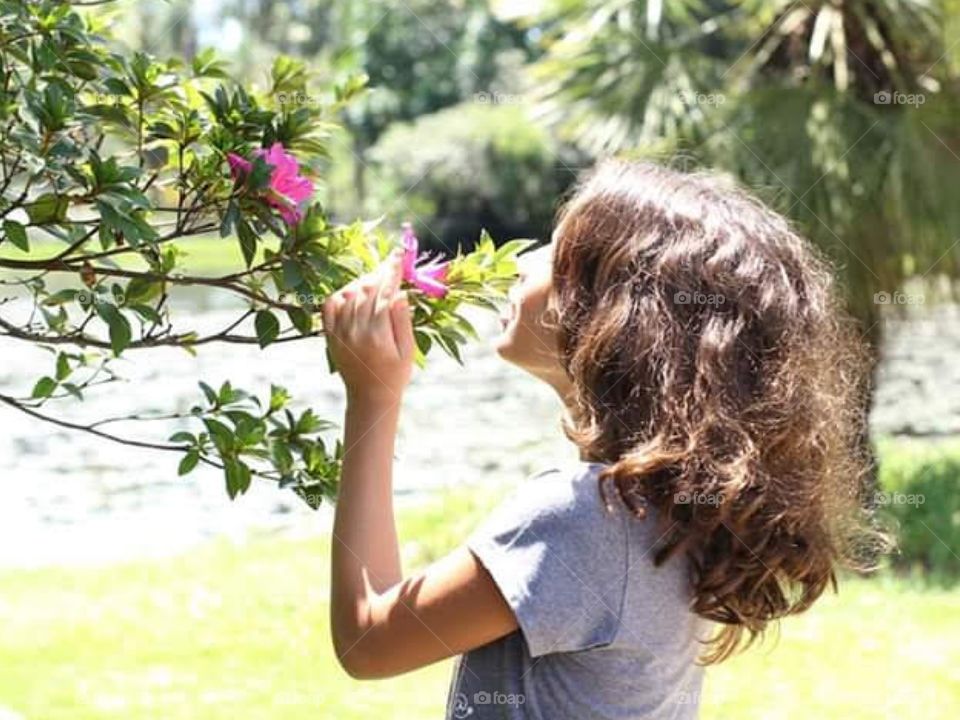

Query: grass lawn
[0,233,269,278]
[1,484,958,719]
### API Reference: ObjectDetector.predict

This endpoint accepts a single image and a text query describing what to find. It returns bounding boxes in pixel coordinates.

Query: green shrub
[877,438,960,582]
[366,101,588,249]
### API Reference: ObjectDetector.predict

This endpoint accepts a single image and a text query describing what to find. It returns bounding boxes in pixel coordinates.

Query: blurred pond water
[0,288,954,568]
[0,289,577,568]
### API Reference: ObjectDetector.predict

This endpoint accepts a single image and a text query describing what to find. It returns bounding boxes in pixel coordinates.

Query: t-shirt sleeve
[466,466,628,658]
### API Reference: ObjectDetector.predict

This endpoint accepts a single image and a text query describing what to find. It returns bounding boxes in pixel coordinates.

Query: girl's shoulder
[514,460,659,531]
[470,460,629,558]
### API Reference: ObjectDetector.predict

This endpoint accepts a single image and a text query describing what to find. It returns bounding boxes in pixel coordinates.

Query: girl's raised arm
[321,253,518,679]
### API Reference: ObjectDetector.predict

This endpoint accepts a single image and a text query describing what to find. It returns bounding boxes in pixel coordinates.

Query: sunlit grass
[701,573,960,719]
[0,233,268,280]
[0,483,956,719]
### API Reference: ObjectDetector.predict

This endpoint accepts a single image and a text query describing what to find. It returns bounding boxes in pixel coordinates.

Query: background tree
[217,0,537,213]
[528,0,960,331]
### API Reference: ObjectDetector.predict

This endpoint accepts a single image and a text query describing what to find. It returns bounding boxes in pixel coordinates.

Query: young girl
[320,159,887,719]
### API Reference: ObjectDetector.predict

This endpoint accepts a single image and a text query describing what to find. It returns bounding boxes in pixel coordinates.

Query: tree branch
[0,314,323,350]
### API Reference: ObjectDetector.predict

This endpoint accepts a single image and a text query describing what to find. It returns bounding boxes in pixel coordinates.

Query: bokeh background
[2,1,960,718]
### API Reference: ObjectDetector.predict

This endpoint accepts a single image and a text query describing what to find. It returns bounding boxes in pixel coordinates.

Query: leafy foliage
[0,1,531,507]
[369,101,586,246]
[878,439,960,583]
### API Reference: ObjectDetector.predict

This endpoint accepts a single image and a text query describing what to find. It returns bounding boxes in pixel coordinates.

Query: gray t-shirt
[444,461,711,720]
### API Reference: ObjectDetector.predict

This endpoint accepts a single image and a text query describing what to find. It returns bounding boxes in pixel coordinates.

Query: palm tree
[526,0,960,331]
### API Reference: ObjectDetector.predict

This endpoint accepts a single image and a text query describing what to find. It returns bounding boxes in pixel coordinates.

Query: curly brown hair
[549,159,892,664]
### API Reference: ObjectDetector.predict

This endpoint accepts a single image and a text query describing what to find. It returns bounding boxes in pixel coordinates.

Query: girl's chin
[492,327,514,356]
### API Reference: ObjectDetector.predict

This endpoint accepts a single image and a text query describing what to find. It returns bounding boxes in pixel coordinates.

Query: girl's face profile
[493,243,565,385]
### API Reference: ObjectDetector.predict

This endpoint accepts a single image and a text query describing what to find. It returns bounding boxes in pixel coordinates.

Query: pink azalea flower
[401,222,449,299]
[227,143,315,226]
[227,153,252,177]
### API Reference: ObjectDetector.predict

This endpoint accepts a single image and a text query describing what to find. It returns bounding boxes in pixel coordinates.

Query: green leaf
[124,277,162,305]
[414,329,432,356]
[255,310,280,348]
[96,303,132,356]
[25,194,69,225]
[287,307,313,335]
[324,342,337,374]
[224,457,252,499]
[235,418,266,446]
[248,156,274,192]
[55,353,71,381]
[62,383,83,400]
[220,200,240,239]
[237,220,257,268]
[293,484,326,510]
[493,237,537,263]
[452,314,480,341]
[295,408,331,434]
[436,331,464,366]
[272,441,294,474]
[281,259,303,289]
[129,304,162,323]
[178,450,200,476]
[3,220,28,251]
[218,381,246,405]
[224,459,240,499]
[198,381,218,406]
[192,48,230,79]
[43,289,80,306]
[97,200,158,247]
[269,384,291,413]
[203,418,234,454]
[31,376,58,399]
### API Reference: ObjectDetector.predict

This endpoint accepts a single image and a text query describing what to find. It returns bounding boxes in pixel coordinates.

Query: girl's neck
[543,373,601,464]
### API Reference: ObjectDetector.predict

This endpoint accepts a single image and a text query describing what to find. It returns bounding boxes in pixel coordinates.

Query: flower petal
[227,153,252,180]
[417,262,449,281]
[401,223,419,280]
[413,273,449,298]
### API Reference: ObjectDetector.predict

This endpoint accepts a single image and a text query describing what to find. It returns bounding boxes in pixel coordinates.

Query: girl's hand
[321,249,416,404]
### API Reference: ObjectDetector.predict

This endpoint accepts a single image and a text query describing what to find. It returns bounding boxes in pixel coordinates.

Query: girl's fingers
[329,255,408,346]
[368,256,394,321]
[385,249,405,297]
[340,279,363,332]
[322,289,347,339]
[390,290,416,360]
[375,250,404,316]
